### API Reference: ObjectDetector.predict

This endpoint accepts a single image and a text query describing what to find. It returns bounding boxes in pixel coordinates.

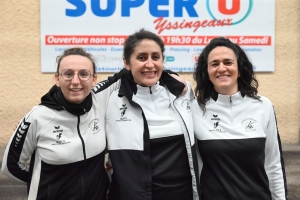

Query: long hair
[193,37,260,111]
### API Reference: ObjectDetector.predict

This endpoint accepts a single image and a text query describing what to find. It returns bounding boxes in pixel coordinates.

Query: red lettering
[184,22,193,29]
[217,20,226,26]
[166,22,172,30]
[192,21,201,32]
[172,22,179,29]
[201,20,208,27]
[179,20,186,29]
[153,17,167,34]
[207,20,216,27]
[153,18,232,34]
[218,0,240,15]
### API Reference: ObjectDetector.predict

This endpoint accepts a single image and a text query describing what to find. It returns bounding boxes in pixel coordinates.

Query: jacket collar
[118,70,185,100]
[40,85,92,116]
[211,90,245,106]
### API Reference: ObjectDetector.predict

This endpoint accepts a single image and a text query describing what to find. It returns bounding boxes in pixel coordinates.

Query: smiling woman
[1,47,126,200]
[105,29,200,200]
[192,37,288,200]
[207,46,240,95]
[124,38,163,86]
[55,54,97,104]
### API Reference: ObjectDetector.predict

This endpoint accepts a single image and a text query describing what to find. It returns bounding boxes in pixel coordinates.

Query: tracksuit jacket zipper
[77,115,86,199]
[122,88,152,200]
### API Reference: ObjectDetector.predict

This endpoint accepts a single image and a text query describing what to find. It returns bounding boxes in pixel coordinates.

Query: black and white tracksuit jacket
[1,73,122,200]
[192,91,288,200]
[105,72,200,200]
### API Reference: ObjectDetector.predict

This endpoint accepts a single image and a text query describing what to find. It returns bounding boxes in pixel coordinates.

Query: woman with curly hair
[192,37,288,200]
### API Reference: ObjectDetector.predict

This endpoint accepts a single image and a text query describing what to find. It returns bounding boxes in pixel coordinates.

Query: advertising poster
[41,0,275,72]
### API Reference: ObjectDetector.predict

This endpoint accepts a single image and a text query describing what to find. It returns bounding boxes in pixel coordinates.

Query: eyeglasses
[58,69,94,82]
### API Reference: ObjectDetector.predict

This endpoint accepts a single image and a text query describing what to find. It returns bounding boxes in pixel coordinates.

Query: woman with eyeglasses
[1,47,126,200]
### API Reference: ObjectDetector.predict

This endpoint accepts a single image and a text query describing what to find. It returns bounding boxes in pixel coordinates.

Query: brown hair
[56,47,96,74]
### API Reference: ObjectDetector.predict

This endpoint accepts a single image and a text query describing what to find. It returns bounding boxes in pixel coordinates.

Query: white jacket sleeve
[92,68,127,95]
[1,110,38,183]
[264,100,288,200]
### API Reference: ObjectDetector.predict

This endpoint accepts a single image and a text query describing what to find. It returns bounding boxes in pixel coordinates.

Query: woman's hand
[169,74,188,95]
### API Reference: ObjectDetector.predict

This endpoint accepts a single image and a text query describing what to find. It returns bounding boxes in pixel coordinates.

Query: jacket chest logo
[52,125,70,145]
[89,118,101,134]
[209,114,226,133]
[116,103,131,122]
[241,118,257,132]
[181,99,191,113]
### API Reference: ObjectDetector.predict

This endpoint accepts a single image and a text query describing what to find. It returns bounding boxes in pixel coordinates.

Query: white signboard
[41,0,275,72]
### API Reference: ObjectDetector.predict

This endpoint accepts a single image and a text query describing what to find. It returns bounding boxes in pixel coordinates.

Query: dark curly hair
[193,37,260,111]
[56,47,96,74]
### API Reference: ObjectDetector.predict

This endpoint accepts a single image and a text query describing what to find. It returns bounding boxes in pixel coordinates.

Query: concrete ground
[0,144,299,200]
[283,143,300,200]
